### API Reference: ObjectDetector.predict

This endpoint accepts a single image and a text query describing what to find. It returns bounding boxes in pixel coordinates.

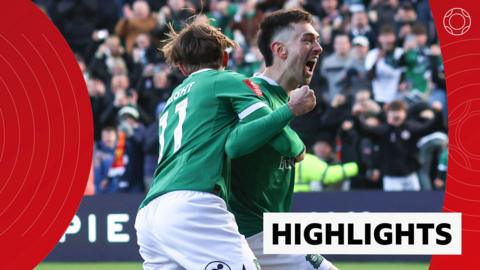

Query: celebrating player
[134,21,317,270]
[227,9,340,270]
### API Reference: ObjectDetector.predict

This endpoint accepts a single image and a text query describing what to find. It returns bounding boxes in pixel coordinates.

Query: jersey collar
[253,73,279,86]
[253,73,289,100]
[189,68,213,77]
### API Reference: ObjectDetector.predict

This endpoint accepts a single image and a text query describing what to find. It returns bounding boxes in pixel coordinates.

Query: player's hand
[288,85,316,116]
[295,147,306,163]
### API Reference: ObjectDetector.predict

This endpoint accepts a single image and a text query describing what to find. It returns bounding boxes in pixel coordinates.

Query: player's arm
[225,104,295,158]
[229,107,305,158]
[270,126,305,158]
[223,84,315,158]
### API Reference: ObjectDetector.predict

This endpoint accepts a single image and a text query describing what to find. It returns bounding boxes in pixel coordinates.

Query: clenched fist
[288,85,316,116]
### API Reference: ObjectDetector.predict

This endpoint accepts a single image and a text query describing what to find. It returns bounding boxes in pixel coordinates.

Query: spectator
[47,0,100,58]
[321,33,353,101]
[417,129,448,190]
[312,135,353,191]
[370,0,398,32]
[231,0,264,47]
[88,78,110,140]
[129,33,163,86]
[115,0,156,54]
[344,36,371,94]
[155,0,196,35]
[398,25,431,96]
[365,25,403,105]
[230,46,261,77]
[394,2,417,46]
[116,106,146,193]
[294,153,359,192]
[143,116,159,191]
[349,10,375,48]
[100,75,150,127]
[89,35,131,85]
[317,0,343,53]
[340,114,383,190]
[353,100,443,191]
[321,94,351,139]
[93,126,118,194]
[207,0,237,39]
[137,68,174,121]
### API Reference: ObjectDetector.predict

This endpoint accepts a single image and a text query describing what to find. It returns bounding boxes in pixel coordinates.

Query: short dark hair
[257,9,313,67]
[412,23,427,35]
[334,32,349,41]
[399,2,415,11]
[386,100,408,112]
[379,24,396,35]
[162,22,237,73]
[102,126,117,133]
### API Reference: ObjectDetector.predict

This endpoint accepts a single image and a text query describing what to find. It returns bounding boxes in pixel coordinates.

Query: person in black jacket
[353,99,443,191]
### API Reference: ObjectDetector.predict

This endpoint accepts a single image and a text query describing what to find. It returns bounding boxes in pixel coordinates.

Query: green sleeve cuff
[273,104,294,123]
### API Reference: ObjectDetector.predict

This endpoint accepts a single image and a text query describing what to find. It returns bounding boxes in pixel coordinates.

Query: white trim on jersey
[253,74,279,86]
[189,68,213,77]
[238,102,267,120]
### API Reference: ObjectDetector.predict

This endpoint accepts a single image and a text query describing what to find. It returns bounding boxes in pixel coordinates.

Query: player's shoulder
[214,69,249,83]
[213,70,263,95]
[249,76,266,86]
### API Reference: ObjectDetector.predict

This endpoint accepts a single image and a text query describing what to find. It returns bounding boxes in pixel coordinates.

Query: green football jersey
[229,75,305,237]
[140,69,293,208]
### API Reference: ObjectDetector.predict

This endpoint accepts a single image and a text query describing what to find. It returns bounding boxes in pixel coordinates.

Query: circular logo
[401,130,411,140]
[205,261,231,270]
[443,8,471,36]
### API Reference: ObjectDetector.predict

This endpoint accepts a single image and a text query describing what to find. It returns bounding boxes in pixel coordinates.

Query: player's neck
[263,67,296,93]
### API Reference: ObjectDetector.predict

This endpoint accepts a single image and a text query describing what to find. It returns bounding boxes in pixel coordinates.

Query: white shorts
[383,173,420,191]
[135,191,260,270]
[247,232,332,270]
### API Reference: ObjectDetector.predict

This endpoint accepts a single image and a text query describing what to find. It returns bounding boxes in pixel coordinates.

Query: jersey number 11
[158,98,188,163]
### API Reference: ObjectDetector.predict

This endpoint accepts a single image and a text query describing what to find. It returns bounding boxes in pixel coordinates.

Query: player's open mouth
[304,59,317,76]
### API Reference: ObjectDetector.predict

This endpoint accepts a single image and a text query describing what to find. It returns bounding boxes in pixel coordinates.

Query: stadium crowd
[34,0,448,194]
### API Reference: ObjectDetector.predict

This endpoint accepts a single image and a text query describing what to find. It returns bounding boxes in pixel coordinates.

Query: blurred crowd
[33,0,448,194]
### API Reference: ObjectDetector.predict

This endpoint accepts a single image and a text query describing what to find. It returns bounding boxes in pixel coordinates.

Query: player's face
[284,23,322,85]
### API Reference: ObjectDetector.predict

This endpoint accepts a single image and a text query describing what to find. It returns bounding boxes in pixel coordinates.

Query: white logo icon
[204,261,231,270]
[443,8,471,36]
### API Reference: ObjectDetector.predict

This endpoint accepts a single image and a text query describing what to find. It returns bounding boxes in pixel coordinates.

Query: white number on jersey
[158,98,189,163]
